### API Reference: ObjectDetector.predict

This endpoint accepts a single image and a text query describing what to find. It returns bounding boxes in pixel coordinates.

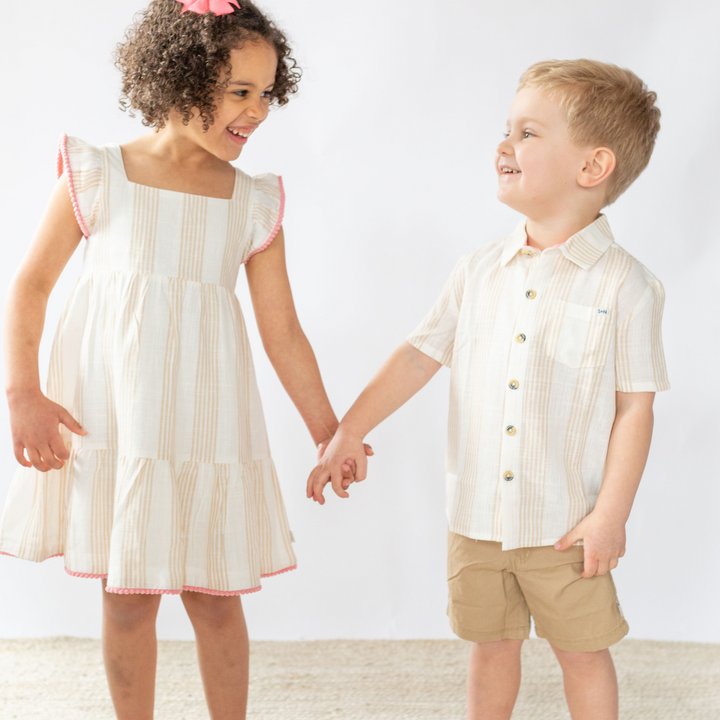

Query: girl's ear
[578,147,616,189]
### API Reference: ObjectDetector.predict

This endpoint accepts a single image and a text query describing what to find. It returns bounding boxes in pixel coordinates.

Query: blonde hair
[518,59,660,205]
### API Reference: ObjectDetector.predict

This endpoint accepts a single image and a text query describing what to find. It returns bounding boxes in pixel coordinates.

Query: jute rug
[1,638,718,719]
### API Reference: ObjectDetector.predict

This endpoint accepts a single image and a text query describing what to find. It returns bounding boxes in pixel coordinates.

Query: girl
[0,1,363,718]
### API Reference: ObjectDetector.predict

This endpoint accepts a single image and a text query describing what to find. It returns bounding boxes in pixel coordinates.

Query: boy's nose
[496,137,513,155]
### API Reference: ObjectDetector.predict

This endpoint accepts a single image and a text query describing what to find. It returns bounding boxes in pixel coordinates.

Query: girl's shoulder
[239,170,285,265]
[57,134,108,238]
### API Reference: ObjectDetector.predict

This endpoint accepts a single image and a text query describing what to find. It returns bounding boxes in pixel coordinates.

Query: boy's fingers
[363,444,374,457]
[330,471,350,499]
[581,555,599,579]
[554,531,578,551]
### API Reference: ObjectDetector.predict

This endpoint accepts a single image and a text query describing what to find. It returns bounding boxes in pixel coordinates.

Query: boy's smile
[496,86,593,222]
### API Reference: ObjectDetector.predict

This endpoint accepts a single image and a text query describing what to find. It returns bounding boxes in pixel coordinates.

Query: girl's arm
[245,228,345,451]
[5,175,88,471]
[307,341,441,504]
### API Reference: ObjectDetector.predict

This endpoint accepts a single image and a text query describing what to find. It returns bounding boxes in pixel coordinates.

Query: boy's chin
[496,189,527,215]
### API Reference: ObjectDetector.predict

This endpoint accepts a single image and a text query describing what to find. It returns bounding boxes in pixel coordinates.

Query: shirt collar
[499,214,615,271]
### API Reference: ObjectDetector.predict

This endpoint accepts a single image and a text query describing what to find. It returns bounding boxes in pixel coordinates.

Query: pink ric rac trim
[65,567,108,580]
[104,566,297,597]
[243,176,285,265]
[57,132,91,238]
[1,551,63,560]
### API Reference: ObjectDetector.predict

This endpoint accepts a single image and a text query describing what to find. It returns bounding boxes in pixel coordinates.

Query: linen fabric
[0,135,296,595]
[407,216,669,551]
[447,532,629,652]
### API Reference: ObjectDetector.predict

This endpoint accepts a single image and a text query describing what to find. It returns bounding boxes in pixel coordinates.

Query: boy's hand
[554,510,626,578]
[307,428,370,504]
[8,389,87,472]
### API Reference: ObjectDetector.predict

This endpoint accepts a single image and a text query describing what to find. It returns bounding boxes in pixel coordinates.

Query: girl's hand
[316,438,374,491]
[308,429,370,504]
[8,390,87,472]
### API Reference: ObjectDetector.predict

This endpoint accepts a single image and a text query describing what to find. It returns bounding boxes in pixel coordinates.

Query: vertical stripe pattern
[407,215,670,550]
[0,136,296,594]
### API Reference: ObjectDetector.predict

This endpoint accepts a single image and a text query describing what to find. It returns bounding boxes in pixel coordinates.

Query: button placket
[499,253,550,543]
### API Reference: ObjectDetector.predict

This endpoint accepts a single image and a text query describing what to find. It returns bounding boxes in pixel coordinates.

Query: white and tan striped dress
[0,135,297,595]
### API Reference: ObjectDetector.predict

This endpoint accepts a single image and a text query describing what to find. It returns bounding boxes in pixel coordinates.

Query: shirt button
[506,425,517,436]
[521,248,534,256]
[508,380,519,390]
[526,290,537,300]
[504,471,515,482]
[516,334,526,343]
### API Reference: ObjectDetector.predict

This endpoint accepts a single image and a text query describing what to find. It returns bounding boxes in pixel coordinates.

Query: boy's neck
[525,208,602,251]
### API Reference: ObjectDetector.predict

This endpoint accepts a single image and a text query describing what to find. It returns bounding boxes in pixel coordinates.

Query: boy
[308,60,668,720]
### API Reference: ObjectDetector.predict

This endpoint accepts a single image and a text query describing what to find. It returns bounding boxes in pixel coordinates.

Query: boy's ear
[577,147,616,189]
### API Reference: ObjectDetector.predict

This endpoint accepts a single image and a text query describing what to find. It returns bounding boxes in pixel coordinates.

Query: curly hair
[115,0,301,130]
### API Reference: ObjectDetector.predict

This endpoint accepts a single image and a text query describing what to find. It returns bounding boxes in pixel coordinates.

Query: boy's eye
[502,132,510,139]
[523,131,534,139]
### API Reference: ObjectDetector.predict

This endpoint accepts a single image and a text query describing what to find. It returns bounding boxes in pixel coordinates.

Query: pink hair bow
[176,0,240,15]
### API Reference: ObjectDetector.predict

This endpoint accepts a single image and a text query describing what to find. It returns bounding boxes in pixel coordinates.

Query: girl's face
[181,39,279,161]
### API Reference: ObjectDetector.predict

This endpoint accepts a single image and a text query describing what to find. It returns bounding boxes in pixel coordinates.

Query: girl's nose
[246,97,268,122]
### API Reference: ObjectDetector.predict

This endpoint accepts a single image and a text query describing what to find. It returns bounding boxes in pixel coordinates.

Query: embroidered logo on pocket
[596,308,610,317]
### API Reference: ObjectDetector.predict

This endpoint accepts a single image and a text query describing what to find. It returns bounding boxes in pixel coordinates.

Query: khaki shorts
[447,532,629,652]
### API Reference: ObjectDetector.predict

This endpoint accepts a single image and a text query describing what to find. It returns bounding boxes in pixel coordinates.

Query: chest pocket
[547,302,615,369]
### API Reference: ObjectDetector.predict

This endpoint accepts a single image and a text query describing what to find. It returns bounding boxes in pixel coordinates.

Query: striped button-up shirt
[407,215,669,550]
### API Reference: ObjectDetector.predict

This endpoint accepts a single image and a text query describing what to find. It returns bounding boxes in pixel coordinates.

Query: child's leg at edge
[551,645,618,720]
[102,579,161,720]
[467,639,523,720]
[181,591,250,720]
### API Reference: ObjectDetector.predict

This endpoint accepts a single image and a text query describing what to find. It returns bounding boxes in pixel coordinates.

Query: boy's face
[496,87,591,218]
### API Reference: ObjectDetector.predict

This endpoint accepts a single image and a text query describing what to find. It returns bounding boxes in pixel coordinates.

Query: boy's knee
[474,639,524,660]
[553,646,611,671]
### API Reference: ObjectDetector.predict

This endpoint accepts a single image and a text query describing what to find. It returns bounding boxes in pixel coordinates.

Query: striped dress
[0,135,297,596]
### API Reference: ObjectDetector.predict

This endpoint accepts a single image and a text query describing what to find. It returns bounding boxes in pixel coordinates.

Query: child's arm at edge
[554,391,655,577]
[306,341,442,505]
[5,175,88,471]
[246,229,371,464]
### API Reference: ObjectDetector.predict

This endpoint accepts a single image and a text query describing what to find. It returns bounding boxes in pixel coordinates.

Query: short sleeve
[57,133,103,237]
[615,267,670,393]
[406,255,469,368]
[243,173,285,264]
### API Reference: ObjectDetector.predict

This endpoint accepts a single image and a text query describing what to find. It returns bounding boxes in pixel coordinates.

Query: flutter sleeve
[56,133,103,237]
[242,173,285,264]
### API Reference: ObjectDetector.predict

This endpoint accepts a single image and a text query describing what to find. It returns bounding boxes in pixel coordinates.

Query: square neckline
[112,144,240,201]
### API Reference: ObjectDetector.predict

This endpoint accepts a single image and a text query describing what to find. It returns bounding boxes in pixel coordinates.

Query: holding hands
[308,428,372,504]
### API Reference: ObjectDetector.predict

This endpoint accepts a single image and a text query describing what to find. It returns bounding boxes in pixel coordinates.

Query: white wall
[0,0,718,643]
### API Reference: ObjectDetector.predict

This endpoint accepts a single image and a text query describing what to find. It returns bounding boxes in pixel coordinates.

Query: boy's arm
[306,341,442,504]
[555,391,655,577]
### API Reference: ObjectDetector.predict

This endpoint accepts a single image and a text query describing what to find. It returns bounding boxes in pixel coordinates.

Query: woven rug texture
[1,638,719,719]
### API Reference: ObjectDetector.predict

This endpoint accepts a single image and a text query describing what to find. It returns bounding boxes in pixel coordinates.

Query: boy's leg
[181,591,250,720]
[101,580,162,720]
[446,533,531,720]
[551,646,618,720]
[512,545,627,720]
[467,639,523,720]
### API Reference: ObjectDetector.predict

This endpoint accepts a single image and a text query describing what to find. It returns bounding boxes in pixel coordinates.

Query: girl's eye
[234,90,248,98]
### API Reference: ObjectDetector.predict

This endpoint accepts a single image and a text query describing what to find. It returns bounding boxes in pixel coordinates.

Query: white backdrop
[0,0,718,643]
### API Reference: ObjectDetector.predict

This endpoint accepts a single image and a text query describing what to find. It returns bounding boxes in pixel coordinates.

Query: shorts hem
[536,620,629,652]
[450,619,531,644]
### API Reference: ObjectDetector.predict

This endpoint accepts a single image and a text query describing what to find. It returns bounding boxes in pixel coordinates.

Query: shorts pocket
[547,302,615,369]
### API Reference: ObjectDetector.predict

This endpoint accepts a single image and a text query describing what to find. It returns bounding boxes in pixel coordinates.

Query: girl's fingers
[27,447,51,473]
[363,444,374,457]
[13,442,31,468]
[49,435,70,462]
[59,409,87,436]
[39,443,63,470]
